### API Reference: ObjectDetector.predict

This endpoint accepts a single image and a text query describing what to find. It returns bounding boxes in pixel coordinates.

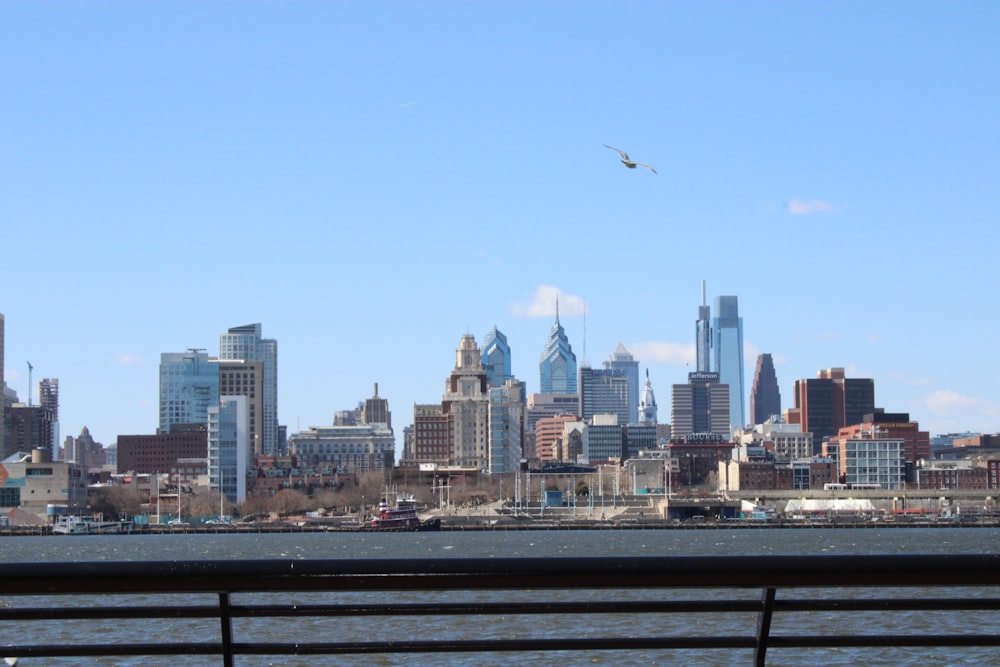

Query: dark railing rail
[1,554,999,666]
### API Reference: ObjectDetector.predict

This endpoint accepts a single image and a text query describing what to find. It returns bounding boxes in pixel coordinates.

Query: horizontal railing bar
[7,633,1000,659]
[4,597,998,622]
[3,554,1000,594]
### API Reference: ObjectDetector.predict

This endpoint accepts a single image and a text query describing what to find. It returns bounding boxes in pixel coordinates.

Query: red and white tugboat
[370,492,441,531]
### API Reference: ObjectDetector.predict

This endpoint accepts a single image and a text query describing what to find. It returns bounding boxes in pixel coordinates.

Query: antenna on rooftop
[26,361,33,406]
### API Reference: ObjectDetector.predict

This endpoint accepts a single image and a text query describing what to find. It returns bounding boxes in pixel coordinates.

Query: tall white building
[442,335,490,470]
[219,324,279,455]
[208,396,249,504]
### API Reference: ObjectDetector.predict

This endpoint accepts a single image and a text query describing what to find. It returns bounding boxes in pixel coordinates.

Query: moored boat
[52,514,128,535]
[370,493,441,531]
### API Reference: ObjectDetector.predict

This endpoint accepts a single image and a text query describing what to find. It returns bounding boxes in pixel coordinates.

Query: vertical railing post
[754,587,776,667]
[219,592,234,667]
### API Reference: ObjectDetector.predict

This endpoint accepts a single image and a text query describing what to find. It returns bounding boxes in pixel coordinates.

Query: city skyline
[2,3,999,449]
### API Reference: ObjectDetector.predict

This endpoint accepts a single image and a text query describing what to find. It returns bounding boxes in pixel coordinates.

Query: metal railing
[1,554,999,666]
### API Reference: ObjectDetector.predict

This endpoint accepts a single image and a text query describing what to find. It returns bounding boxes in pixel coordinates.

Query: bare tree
[89,485,143,519]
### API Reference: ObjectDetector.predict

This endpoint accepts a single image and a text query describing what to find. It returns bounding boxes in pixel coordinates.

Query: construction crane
[26,361,33,406]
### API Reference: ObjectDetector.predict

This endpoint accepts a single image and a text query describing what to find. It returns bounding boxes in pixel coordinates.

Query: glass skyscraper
[159,350,220,433]
[695,281,712,373]
[539,308,577,395]
[603,343,639,424]
[713,296,745,430]
[481,326,513,388]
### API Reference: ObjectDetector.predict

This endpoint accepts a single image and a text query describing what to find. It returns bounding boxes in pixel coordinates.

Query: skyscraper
[671,371,730,439]
[39,378,59,455]
[219,324,278,455]
[695,281,711,373]
[579,366,630,426]
[488,380,525,474]
[791,367,875,452]
[539,304,577,395]
[713,295,745,430]
[749,353,781,426]
[208,395,249,504]
[481,326,513,388]
[159,351,220,433]
[603,343,639,424]
[442,334,490,469]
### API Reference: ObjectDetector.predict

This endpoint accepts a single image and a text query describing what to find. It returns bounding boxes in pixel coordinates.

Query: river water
[2,528,998,666]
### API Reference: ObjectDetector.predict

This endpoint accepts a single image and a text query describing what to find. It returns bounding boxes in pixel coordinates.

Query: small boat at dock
[370,493,441,531]
[52,514,129,535]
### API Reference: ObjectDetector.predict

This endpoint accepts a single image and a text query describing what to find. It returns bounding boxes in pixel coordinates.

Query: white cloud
[630,341,696,366]
[787,197,836,215]
[510,285,588,318]
[925,390,1000,419]
[116,353,144,365]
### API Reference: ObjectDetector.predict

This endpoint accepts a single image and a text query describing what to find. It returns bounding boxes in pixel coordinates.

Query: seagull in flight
[603,145,657,174]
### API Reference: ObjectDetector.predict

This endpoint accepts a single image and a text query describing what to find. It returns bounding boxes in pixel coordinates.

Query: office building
[441,334,490,470]
[671,371,730,440]
[410,403,449,467]
[822,427,905,490]
[713,295,745,430]
[159,350,220,433]
[219,324,279,455]
[487,380,525,474]
[208,396,249,504]
[749,353,781,426]
[695,281,711,373]
[39,378,59,455]
[0,450,88,515]
[534,414,579,461]
[579,365,630,426]
[217,359,265,457]
[603,343,640,424]
[116,423,208,475]
[481,326,513,388]
[287,388,396,473]
[4,404,54,459]
[789,367,875,451]
[539,304,577,394]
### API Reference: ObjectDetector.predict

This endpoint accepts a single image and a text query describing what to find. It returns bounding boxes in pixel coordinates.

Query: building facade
[219,323,279,455]
[579,366,630,426]
[487,380,525,474]
[159,351,220,433]
[441,335,490,470]
[670,371,730,439]
[208,396,249,504]
[712,295,745,430]
[38,378,59,455]
[603,343,640,424]
[749,353,781,426]
[638,370,658,425]
[790,368,876,450]
[481,326,513,388]
[116,423,208,475]
[695,281,711,373]
[217,359,264,457]
[539,306,577,395]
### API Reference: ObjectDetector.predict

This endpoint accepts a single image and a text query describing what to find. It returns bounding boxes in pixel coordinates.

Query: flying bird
[603,144,657,174]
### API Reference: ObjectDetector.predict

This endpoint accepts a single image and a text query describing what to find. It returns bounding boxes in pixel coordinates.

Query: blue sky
[2,2,999,453]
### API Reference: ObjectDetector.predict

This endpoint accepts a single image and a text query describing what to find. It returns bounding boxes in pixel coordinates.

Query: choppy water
[2,528,998,667]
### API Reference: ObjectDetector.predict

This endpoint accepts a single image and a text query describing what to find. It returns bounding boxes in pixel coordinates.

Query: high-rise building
[0,312,6,458]
[4,404,53,458]
[481,326,513,388]
[790,367,875,452]
[638,370,658,425]
[695,281,711,373]
[363,383,391,428]
[208,396,249,504]
[116,423,208,475]
[713,295,745,430]
[749,354,781,426]
[217,360,265,457]
[539,304,577,395]
[39,378,60,456]
[579,366,630,426]
[603,343,640,424]
[159,351,219,433]
[410,403,449,467]
[487,380,525,474]
[671,371,730,439]
[219,324,279,455]
[442,335,490,470]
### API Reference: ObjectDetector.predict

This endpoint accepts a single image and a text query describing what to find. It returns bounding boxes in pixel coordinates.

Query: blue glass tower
[159,350,220,433]
[481,326,513,388]
[696,280,712,373]
[713,296,745,430]
[539,304,577,394]
[603,343,639,424]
